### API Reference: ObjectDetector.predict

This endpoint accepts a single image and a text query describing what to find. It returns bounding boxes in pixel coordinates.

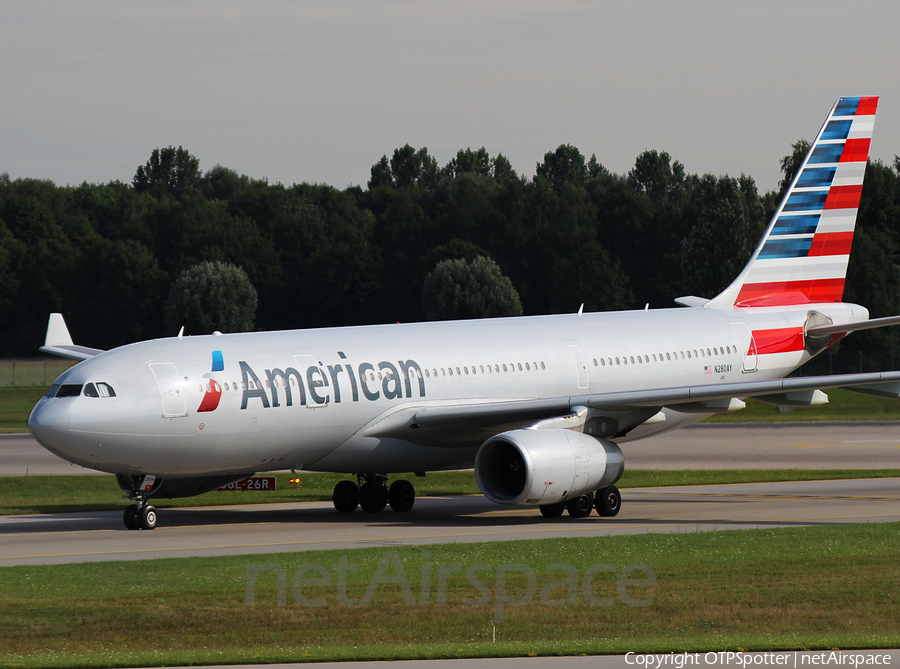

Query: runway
[3,420,900,477]
[2,477,898,566]
[2,422,899,567]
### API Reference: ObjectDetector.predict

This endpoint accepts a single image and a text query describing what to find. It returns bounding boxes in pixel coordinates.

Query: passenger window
[666,353,671,361]
[464,367,469,375]
[615,357,620,365]
[456,367,461,375]
[502,364,507,372]
[83,383,99,397]
[517,363,522,371]
[687,351,691,359]
[601,358,606,366]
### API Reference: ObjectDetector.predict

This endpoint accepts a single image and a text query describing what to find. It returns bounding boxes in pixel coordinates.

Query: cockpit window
[82,382,117,398]
[56,384,84,398]
[45,384,60,398]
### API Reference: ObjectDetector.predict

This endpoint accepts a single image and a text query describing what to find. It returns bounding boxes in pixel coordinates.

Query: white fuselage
[28,301,867,478]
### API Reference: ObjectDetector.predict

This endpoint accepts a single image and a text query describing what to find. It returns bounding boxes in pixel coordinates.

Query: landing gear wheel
[359,480,388,513]
[123,505,139,530]
[138,505,158,530]
[539,501,566,518]
[566,493,594,518]
[595,485,621,517]
[333,480,360,513]
[388,480,416,512]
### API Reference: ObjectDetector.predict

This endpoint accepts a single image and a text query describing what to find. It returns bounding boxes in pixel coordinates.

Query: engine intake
[474,428,624,505]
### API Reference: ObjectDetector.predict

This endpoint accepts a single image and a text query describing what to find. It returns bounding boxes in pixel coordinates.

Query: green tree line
[1,142,899,358]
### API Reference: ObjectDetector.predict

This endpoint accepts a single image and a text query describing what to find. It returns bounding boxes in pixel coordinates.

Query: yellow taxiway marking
[5,514,900,562]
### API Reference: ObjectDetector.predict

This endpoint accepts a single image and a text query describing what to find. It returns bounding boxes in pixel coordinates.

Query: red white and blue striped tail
[708,96,878,309]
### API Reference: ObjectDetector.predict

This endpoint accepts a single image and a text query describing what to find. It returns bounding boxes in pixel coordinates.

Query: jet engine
[474,428,624,506]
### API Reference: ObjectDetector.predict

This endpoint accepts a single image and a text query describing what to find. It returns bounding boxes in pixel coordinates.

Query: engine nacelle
[474,428,624,506]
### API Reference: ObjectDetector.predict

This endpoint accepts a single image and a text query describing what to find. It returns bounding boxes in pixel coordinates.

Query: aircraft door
[149,363,188,417]
[730,323,758,373]
[568,345,590,389]
[293,354,330,407]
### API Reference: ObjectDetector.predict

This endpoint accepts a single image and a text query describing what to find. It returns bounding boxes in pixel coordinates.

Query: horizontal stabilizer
[39,314,104,361]
[806,314,900,337]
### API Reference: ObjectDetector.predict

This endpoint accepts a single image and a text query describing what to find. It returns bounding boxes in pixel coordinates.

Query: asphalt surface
[4,421,899,477]
[2,477,898,566]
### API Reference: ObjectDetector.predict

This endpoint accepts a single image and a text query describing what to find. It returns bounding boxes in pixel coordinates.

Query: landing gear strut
[331,474,416,513]
[118,474,158,530]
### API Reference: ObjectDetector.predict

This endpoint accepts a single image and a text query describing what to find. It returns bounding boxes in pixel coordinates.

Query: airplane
[29,96,900,531]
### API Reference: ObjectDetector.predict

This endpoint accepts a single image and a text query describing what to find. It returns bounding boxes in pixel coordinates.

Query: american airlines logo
[238,358,426,410]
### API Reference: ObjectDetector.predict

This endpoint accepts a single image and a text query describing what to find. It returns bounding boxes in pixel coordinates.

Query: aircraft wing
[39,314,104,361]
[578,370,900,408]
[362,370,900,447]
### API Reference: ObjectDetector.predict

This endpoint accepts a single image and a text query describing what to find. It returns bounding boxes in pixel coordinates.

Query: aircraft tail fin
[707,96,878,309]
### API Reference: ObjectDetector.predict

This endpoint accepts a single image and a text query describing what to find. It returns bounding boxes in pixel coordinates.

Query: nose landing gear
[117,474,159,530]
[123,500,158,530]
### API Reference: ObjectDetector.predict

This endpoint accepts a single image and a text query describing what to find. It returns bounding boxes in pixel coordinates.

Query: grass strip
[2,469,900,516]
[1,523,898,667]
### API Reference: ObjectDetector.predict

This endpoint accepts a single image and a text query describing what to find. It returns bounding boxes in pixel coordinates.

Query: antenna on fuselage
[577,304,584,316]
[177,326,184,340]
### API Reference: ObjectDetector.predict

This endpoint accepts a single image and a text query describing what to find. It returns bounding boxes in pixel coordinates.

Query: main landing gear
[332,474,416,514]
[538,485,621,519]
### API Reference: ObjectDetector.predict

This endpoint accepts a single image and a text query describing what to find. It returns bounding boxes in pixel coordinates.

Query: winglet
[39,314,104,360]
[45,313,74,348]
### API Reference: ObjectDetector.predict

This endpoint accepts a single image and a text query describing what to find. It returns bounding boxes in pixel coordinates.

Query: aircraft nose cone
[28,399,70,451]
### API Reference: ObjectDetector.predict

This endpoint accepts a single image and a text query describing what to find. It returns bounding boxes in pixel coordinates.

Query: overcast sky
[3,1,899,194]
